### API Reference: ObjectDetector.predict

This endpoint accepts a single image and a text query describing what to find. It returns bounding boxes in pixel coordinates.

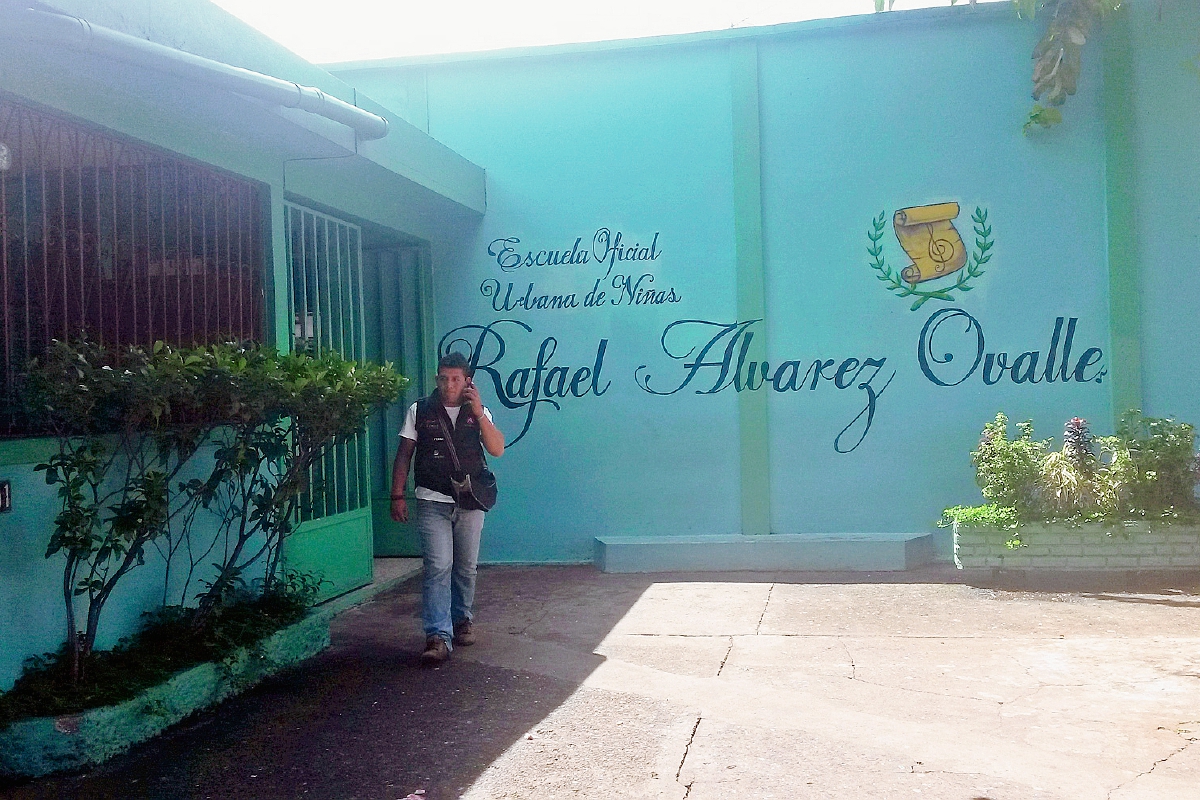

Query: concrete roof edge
[323,3,1016,72]
[356,118,488,215]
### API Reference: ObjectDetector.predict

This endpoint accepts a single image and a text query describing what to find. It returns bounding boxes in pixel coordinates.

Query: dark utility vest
[413,395,486,497]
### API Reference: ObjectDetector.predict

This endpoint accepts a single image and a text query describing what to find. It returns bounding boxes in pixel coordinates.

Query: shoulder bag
[435,413,498,511]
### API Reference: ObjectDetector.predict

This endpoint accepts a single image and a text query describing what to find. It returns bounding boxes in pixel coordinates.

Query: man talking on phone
[390,352,505,664]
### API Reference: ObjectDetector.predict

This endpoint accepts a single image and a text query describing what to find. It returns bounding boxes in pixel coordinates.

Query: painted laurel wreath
[866,207,994,311]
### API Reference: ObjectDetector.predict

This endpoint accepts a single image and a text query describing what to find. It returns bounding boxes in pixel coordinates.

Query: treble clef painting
[865,200,994,310]
[893,202,967,284]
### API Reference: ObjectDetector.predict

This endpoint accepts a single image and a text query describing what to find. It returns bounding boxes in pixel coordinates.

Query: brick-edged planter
[953,522,1200,571]
[0,612,331,779]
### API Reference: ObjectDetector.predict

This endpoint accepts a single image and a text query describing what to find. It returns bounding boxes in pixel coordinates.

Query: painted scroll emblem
[893,203,966,283]
[867,201,993,310]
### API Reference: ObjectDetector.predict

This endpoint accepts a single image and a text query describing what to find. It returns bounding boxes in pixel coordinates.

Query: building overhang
[0,1,486,222]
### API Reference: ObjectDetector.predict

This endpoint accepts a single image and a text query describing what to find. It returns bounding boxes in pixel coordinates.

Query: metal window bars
[284,202,370,522]
[0,96,265,435]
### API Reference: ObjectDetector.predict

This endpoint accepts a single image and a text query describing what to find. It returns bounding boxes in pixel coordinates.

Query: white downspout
[0,5,390,140]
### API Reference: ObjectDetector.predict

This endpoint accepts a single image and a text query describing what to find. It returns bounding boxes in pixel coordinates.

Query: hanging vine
[874,1,1188,133]
[1018,0,1125,132]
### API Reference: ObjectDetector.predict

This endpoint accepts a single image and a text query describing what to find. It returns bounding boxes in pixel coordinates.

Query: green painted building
[0,0,484,689]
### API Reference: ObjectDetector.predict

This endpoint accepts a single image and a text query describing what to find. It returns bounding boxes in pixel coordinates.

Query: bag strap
[433,401,488,472]
[434,411,463,473]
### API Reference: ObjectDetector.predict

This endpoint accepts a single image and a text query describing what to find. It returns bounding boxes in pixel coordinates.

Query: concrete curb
[311,559,422,621]
[595,533,936,572]
[0,613,331,779]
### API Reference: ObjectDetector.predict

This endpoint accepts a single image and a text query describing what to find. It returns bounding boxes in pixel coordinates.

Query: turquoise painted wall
[337,5,1141,561]
[1129,0,1200,425]
[757,13,1111,536]
[1,456,78,689]
[420,44,746,561]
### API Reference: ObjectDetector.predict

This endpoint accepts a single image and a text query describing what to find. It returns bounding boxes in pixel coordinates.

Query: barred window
[0,96,266,435]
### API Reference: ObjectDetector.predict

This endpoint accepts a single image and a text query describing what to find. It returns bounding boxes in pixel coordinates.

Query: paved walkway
[4,565,1200,799]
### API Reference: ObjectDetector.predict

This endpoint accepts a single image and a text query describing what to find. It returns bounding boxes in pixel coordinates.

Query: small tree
[186,346,404,629]
[29,340,228,682]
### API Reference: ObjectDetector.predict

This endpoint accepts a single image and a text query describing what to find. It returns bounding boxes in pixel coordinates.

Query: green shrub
[940,503,1019,529]
[1115,411,1199,515]
[971,413,1048,515]
[951,410,1200,527]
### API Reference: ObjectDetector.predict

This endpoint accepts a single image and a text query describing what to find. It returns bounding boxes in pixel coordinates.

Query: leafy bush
[1115,411,1199,514]
[183,345,405,629]
[952,410,1200,527]
[27,339,240,683]
[970,413,1048,515]
[1041,416,1108,517]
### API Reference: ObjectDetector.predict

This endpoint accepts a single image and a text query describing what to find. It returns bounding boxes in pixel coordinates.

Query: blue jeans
[415,499,485,649]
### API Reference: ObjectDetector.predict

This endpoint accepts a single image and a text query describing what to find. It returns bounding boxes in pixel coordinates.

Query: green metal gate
[282,202,372,598]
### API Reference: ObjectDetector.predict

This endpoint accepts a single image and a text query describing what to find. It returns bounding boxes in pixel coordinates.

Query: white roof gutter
[0,5,389,140]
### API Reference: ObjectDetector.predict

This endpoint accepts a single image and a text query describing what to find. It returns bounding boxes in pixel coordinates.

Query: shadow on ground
[0,566,647,800]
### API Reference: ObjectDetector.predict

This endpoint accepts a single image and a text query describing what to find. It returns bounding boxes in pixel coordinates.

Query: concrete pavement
[3,565,1199,799]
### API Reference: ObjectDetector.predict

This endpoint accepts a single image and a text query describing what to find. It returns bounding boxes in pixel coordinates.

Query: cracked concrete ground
[4,565,1200,799]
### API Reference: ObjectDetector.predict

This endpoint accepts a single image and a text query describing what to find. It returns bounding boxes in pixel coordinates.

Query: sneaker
[453,620,476,647]
[420,636,449,665]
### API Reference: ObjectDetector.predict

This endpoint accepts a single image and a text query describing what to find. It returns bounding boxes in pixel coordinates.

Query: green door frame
[367,242,437,557]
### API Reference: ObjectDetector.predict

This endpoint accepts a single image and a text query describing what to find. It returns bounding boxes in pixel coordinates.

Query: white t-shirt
[399,402,493,503]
